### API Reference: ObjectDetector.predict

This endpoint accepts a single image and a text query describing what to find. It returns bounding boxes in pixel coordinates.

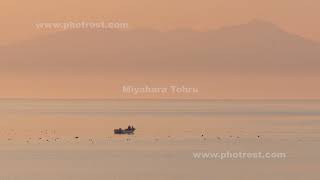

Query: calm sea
[0,99,319,137]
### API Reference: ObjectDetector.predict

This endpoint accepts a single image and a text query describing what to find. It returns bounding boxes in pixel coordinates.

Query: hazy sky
[1,0,320,45]
[1,0,320,99]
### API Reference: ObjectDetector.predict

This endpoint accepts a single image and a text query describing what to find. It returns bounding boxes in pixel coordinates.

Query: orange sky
[1,0,320,45]
[1,0,320,99]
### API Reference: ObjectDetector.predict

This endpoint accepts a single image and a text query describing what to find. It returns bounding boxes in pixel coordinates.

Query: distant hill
[1,20,319,75]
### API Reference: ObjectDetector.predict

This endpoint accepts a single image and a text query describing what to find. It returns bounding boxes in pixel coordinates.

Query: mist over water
[1,99,320,116]
[0,99,320,138]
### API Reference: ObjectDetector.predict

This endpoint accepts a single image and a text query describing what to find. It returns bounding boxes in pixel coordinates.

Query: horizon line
[0,98,320,101]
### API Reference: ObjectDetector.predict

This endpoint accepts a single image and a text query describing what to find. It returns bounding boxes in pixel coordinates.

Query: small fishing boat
[114,126,136,134]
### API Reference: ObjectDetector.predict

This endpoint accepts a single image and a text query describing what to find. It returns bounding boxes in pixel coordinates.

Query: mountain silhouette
[1,20,319,75]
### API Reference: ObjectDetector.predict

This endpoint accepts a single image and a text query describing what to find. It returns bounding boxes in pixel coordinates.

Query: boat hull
[114,128,136,134]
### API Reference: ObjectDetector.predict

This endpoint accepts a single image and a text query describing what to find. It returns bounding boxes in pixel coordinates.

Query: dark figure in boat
[114,125,136,134]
